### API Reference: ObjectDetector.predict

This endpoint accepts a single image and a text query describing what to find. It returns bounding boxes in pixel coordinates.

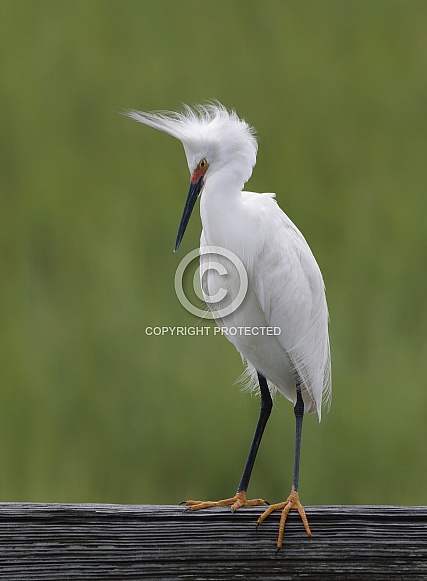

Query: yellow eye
[199,158,208,170]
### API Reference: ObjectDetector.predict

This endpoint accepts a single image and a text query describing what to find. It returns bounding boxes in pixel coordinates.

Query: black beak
[174,176,204,252]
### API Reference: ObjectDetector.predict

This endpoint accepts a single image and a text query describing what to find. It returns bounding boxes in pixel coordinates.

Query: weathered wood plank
[0,503,426,580]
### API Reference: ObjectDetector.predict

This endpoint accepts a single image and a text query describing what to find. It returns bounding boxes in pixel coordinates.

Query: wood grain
[0,503,426,580]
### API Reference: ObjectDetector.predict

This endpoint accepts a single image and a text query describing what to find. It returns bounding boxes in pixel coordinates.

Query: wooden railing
[0,503,426,579]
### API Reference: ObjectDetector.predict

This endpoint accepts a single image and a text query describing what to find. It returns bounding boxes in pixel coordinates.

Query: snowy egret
[126,103,331,549]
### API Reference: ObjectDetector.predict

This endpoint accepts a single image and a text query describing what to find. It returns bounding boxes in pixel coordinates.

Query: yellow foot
[257,486,312,550]
[185,490,267,512]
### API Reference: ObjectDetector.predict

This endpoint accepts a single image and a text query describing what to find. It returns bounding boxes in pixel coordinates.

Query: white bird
[126,103,331,549]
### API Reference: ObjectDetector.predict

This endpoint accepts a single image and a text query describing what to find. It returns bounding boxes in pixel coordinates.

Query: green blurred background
[1,0,426,507]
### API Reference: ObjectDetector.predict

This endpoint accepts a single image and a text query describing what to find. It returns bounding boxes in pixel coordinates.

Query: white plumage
[127,103,331,418]
[126,102,331,549]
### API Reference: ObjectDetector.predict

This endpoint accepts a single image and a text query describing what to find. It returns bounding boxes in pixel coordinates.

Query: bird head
[125,103,258,251]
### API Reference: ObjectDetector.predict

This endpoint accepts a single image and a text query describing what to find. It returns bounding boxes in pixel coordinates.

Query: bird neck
[200,170,248,248]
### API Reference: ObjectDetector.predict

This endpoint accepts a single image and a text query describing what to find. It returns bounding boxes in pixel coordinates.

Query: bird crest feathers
[125,102,258,182]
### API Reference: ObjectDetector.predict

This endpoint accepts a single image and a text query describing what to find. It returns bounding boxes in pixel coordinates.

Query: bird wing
[249,195,331,416]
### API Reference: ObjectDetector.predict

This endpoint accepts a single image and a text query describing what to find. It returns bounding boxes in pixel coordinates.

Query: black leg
[292,381,304,492]
[236,373,272,494]
[256,380,311,548]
